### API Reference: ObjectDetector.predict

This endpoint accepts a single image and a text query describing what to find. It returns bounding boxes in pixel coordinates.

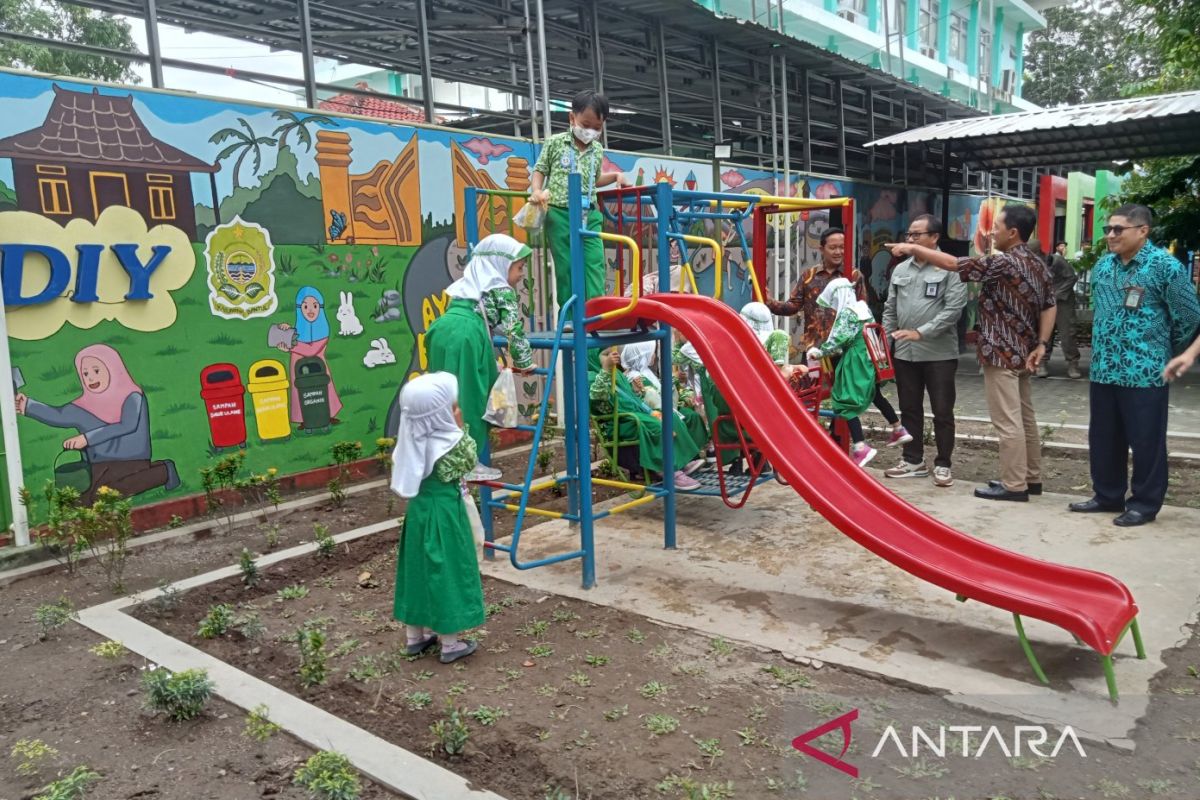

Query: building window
[36,164,67,176]
[837,0,868,23]
[148,185,175,220]
[146,173,174,185]
[918,0,940,51]
[39,179,71,215]
[950,12,968,61]
[980,26,993,79]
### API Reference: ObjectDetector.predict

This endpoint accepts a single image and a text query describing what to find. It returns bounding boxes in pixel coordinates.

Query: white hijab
[817,277,873,322]
[390,372,464,498]
[738,301,776,345]
[620,342,660,388]
[444,233,532,302]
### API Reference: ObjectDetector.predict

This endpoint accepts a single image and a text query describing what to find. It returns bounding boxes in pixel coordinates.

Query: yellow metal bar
[590,477,647,491]
[707,196,853,210]
[500,503,564,519]
[678,233,723,300]
[593,231,642,321]
[744,257,764,303]
[679,262,700,294]
[604,493,661,516]
[495,477,561,500]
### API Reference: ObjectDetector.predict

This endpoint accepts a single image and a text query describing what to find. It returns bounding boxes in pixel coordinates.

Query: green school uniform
[425,301,496,456]
[534,132,607,307]
[816,307,874,419]
[589,368,702,475]
[393,435,485,634]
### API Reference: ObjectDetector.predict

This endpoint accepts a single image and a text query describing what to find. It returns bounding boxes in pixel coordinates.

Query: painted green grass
[10,242,416,522]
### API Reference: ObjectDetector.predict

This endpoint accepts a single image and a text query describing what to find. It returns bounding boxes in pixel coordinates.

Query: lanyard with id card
[1123,286,1145,310]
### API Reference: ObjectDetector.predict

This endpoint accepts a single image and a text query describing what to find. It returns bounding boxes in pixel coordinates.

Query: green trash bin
[54,450,92,494]
[293,356,332,432]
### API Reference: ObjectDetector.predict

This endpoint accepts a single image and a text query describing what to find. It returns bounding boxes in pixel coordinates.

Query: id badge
[924,281,940,298]
[581,196,590,210]
[1123,286,1144,309]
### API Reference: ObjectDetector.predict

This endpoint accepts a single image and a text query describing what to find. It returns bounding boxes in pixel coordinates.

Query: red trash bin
[200,363,247,449]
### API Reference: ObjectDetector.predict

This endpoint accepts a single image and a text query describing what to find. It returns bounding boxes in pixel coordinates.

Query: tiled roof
[318,89,432,123]
[0,84,217,172]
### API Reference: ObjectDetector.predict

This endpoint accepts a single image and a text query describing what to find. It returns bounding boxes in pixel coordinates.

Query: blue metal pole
[655,181,677,550]
[568,174,597,588]
[562,348,580,523]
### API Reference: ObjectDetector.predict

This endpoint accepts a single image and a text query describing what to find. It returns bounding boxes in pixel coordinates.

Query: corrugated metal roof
[864,90,1200,170]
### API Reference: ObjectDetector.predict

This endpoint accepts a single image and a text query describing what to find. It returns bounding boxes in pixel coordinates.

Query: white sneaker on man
[884,460,929,479]
[932,466,954,487]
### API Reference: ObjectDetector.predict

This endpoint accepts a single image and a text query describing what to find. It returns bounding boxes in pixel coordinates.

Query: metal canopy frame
[866,90,1200,172]
[56,0,993,188]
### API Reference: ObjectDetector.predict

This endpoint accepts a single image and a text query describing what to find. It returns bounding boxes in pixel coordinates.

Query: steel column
[143,0,164,88]
[591,0,604,92]
[297,0,318,108]
[866,87,876,178]
[800,68,812,172]
[535,0,552,141]
[415,0,436,124]
[522,0,539,141]
[835,78,846,176]
[711,38,723,144]
[657,20,672,154]
[781,54,790,183]
[941,143,951,235]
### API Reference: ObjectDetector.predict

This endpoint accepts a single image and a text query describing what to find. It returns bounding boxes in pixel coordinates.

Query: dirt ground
[2,441,1199,800]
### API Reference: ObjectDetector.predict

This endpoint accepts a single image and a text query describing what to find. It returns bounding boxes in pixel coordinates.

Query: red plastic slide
[587,293,1138,656]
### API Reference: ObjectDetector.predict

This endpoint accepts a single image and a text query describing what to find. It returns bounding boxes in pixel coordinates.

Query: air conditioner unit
[920,45,937,58]
[837,9,860,23]
[1000,68,1016,94]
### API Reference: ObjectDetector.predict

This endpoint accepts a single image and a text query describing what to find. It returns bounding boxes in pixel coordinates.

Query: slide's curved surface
[587,293,1138,655]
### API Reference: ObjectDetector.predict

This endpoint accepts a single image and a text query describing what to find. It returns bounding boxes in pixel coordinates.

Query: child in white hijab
[391,372,486,664]
[806,277,880,467]
[620,341,710,459]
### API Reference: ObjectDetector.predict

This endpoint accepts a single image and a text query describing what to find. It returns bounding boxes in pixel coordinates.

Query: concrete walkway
[481,478,1200,749]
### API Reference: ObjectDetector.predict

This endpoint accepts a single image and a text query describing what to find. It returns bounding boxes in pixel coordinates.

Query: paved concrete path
[481,478,1200,749]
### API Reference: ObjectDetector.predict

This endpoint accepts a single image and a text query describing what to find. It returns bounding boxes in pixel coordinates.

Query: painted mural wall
[0,70,985,519]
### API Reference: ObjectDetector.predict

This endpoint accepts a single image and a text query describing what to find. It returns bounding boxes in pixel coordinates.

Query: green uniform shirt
[533,131,603,208]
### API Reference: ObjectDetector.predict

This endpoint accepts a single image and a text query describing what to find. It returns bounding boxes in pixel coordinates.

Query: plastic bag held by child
[484,368,520,428]
[513,202,545,232]
[461,487,486,560]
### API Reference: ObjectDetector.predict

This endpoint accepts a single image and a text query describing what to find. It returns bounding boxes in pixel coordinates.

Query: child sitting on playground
[390,372,484,665]
[590,346,704,490]
[805,277,879,468]
[620,342,709,453]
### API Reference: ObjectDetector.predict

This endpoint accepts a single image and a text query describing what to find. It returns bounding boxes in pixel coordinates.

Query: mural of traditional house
[314,130,421,246]
[0,85,219,239]
[451,139,530,246]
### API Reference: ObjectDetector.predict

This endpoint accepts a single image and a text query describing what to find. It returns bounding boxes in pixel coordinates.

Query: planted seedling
[314,523,336,558]
[197,604,234,639]
[639,680,671,700]
[526,644,554,658]
[277,584,310,601]
[430,707,470,755]
[239,548,259,587]
[10,738,58,777]
[643,713,679,736]
[34,597,75,641]
[244,704,281,742]
[568,671,592,688]
[297,627,328,687]
[603,704,629,721]
[584,653,609,668]
[551,607,579,623]
[763,664,813,689]
[31,765,100,800]
[519,619,550,638]
[708,636,735,658]
[87,640,126,660]
[695,736,725,765]
[468,706,509,726]
[626,627,647,644]
[405,691,433,710]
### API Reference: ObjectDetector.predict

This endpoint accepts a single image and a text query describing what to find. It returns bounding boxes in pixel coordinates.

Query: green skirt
[599,408,702,475]
[426,300,497,457]
[679,406,709,453]
[393,476,485,634]
[701,371,749,465]
[831,337,875,419]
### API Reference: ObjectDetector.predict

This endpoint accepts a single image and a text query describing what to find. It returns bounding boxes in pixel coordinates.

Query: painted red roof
[318,91,430,123]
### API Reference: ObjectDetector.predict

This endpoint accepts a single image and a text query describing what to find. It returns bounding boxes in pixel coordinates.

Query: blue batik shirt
[1089,241,1200,388]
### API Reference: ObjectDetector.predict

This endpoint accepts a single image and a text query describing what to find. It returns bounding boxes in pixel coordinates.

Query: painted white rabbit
[362,337,395,368]
[337,291,363,336]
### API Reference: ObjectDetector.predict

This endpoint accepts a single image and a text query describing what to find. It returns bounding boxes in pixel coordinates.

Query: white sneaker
[673,471,701,491]
[884,460,929,478]
[932,466,954,487]
[465,464,503,482]
[683,459,705,475]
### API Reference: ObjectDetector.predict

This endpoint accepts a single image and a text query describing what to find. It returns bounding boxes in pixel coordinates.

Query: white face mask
[572,125,601,145]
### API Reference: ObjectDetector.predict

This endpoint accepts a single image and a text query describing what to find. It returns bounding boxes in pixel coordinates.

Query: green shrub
[197,603,234,638]
[32,765,100,800]
[297,627,328,687]
[293,751,360,800]
[141,667,214,722]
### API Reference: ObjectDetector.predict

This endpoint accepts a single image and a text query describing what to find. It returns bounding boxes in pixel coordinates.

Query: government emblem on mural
[205,216,278,319]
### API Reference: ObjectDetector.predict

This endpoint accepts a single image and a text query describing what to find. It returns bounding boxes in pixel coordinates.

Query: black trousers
[1088,382,1169,516]
[894,358,958,468]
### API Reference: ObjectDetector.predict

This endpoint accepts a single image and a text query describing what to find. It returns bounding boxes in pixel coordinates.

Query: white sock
[406,625,426,645]
[439,633,463,652]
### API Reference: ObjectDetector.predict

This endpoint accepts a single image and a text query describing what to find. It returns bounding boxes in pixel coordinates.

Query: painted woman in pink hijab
[15,344,179,505]
[274,285,343,426]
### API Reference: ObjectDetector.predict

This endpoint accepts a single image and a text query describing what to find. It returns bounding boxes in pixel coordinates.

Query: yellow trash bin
[248,359,291,441]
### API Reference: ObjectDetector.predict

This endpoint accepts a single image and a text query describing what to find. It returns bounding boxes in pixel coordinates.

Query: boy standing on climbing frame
[530,90,630,308]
